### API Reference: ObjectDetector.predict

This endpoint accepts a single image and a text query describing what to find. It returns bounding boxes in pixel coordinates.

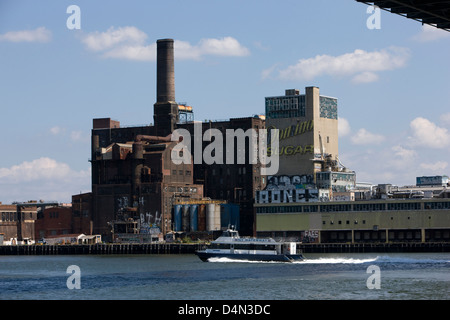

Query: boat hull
[195,250,304,263]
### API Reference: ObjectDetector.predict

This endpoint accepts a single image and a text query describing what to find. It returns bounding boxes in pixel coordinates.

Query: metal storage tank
[173,205,182,232]
[220,204,231,229]
[206,203,221,231]
[206,204,215,231]
[220,204,240,230]
[214,204,221,230]
[189,204,198,232]
[231,204,240,231]
[182,205,190,232]
[198,204,206,231]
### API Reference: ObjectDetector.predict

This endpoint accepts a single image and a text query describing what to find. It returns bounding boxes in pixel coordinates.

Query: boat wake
[208,256,450,264]
[295,257,377,264]
[207,257,286,264]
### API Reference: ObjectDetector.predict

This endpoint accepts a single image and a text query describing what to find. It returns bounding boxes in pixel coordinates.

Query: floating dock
[0,242,448,255]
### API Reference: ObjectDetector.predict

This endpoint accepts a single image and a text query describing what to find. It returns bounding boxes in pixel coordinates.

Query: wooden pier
[0,243,205,255]
[0,241,448,255]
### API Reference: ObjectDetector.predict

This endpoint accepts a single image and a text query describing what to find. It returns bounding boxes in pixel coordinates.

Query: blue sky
[0,0,449,203]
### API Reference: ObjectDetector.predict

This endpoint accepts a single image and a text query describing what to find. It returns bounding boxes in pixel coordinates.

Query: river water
[0,253,448,300]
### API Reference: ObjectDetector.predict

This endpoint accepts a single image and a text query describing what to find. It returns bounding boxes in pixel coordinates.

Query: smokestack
[156,39,175,103]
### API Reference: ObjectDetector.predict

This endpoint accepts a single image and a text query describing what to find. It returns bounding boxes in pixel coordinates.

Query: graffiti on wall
[302,230,320,243]
[140,211,161,234]
[267,120,314,142]
[116,196,129,210]
[266,175,315,190]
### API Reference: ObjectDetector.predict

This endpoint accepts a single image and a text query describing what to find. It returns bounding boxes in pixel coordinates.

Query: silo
[198,204,206,231]
[220,204,231,229]
[189,205,198,232]
[206,203,216,231]
[214,204,221,230]
[182,205,190,232]
[231,204,240,231]
[173,205,182,232]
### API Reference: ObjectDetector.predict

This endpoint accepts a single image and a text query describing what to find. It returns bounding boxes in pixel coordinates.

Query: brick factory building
[90,39,266,240]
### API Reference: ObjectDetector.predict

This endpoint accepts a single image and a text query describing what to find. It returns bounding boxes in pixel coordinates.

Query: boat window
[210,243,230,250]
[234,244,276,251]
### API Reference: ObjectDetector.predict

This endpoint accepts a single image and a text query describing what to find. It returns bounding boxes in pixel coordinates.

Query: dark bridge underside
[356,0,450,31]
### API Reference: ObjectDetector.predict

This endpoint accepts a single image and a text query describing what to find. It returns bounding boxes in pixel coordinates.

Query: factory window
[49,212,59,219]
[172,170,177,175]
[185,170,191,176]
[179,170,183,175]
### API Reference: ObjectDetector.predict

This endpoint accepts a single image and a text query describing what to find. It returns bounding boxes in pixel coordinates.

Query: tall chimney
[153,38,179,136]
[156,39,175,103]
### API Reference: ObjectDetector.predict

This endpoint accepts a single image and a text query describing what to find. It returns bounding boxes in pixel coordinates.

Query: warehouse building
[255,196,450,243]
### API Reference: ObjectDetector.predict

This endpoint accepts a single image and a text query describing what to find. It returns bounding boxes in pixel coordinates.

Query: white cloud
[0,27,51,43]
[0,158,90,203]
[50,126,64,135]
[261,64,279,80]
[419,161,448,172]
[413,24,450,42]
[275,47,409,82]
[81,26,147,51]
[338,117,351,137]
[103,43,156,61]
[391,145,416,161]
[196,37,250,57]
[409,117,450,148]
[70,131,89,142]
[351,71,379,84]
[351,128,385,145]
[81,26,249,61]
[440,112,450,125]
[0,158,88,183]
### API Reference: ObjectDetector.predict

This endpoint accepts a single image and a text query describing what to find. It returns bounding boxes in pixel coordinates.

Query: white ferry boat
[195,229,304,262]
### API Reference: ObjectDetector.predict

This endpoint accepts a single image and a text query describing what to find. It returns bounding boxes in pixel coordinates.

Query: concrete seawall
[0,242,449,255]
